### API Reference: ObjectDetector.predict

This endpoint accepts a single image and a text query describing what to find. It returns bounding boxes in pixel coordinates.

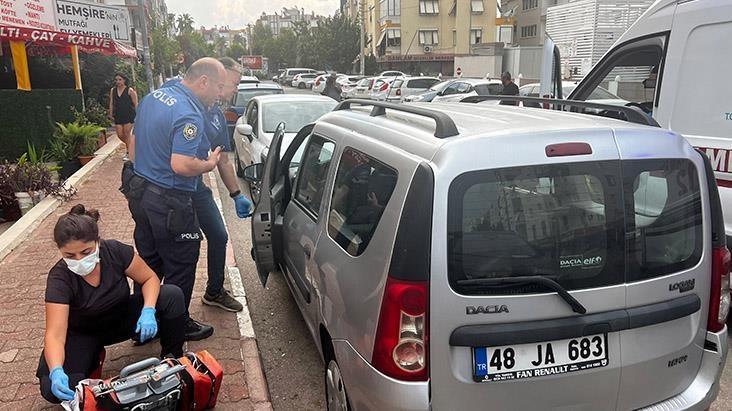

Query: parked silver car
[384,76,441,102]
[243,99,730,411]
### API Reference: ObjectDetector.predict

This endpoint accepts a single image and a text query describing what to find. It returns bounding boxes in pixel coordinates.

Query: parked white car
[431,78,503,103]
[342,77,376,100]
[292,73,319,89]
[383,76,441,102]
[232,95,338,201]
[369,77,404,101]
[312,74,329,94]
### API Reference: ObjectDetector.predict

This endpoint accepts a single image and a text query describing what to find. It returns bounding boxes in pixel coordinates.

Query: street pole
[137,0,155,91]
[359,0,365,75]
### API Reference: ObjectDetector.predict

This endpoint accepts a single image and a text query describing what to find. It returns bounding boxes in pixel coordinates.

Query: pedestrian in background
[322,73,341,101]
[196,56,253,312]
[125,57,227,341]
[37,204,185,403]
[500,71,520,106]
[109,73,138,160]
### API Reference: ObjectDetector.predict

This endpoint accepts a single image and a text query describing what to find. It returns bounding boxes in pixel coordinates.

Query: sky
[166,0,341,29]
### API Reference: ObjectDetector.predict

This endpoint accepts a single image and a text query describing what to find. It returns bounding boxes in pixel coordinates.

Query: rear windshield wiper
[456,276,587,314]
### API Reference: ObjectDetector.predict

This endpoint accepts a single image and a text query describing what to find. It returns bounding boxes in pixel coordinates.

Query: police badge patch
[183,123,198,140]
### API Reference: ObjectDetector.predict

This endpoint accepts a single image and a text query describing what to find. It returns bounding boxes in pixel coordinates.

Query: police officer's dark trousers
[36,285,185,403]
[128,181,202,319]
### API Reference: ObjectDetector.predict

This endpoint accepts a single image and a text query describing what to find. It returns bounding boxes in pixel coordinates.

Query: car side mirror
[243,163,264,183]
[236,124,253,136]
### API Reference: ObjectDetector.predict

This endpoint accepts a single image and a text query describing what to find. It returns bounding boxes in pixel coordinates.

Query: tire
[298,82,305,89]
[325,358,351,411]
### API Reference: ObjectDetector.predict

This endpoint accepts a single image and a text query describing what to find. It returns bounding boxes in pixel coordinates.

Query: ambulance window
[571,34,667,112]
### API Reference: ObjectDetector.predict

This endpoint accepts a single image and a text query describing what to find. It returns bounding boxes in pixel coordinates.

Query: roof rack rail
[459,95,659,127]
[335,99,460,138]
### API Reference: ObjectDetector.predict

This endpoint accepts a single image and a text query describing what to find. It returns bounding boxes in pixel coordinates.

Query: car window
[294,136,335,217]
[474,83,503,95]
[442,83,460,95]
[247,102,259,134]
[624,159,702,281]
[262,101,337,133]
[572,34,666,111]
[407,78,437,89]
[328,147,398,256]
[234,89,283,107]
[447,159,702,296]
[456,82,472,93]
[392,79,404,88]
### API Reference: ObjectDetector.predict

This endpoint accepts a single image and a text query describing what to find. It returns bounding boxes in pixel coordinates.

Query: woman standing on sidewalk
[36,204,186,403]
[109,73,138,160]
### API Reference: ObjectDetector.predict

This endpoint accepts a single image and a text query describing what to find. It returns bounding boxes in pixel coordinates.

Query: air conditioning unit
[423,45,433,53]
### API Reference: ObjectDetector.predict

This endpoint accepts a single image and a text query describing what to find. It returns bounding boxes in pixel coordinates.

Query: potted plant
[53,121,104,169]
[73,100,113,148]
[8,160,55,215]
[49,129,79,180]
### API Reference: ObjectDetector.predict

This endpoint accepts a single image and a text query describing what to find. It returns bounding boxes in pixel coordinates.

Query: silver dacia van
[243,99,729,411]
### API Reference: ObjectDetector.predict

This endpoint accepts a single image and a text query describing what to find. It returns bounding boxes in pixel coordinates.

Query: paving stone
[0,350,18,364]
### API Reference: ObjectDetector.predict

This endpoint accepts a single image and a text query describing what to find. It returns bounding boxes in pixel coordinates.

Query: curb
[0,135,122,262]
[207,171,272,409]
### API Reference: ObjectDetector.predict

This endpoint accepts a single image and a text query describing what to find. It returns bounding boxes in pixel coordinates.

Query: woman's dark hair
[114,73,128,85]
[53,204,101,247]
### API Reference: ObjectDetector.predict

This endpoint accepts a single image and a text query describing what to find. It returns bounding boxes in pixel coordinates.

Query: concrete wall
[454,55,503,78]
[502,46,543,85]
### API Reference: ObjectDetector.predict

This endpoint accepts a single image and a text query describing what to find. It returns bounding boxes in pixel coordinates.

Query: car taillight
[372,277,428,381]
[396,88,402,96]
[224,109,238,123]
[708,246,731,332]
[379,83,389,92]
[315,79,321,86]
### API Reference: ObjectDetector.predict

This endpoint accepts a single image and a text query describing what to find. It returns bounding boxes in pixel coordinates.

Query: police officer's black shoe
[184,318,214,341]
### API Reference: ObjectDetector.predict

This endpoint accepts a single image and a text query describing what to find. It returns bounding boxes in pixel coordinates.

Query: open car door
[251,122,315,286]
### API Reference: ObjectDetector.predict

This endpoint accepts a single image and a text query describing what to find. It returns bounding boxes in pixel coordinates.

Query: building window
[387,29,401,47]
[471,0,484,14]
[419,0,439,15]
[452,29,457,46]
[522,0,538,10]
[419,29,439,45]
[470,28,483,44]
[380,0,401,18]
[520,24,537,38]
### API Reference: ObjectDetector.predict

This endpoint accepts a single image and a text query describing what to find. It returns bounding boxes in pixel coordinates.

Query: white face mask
[63,244,100,277]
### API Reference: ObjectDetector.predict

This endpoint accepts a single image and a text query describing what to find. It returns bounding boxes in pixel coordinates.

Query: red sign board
[0,25,136,57]
[240,55,263,69]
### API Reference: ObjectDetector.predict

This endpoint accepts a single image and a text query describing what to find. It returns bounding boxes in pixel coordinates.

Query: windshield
[233,89,283,107]
[262,101,337,133]
[429,80,452,92]
[474,83,503,96]
[564,84,620,100]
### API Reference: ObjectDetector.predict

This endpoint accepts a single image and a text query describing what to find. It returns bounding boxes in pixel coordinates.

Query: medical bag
[78,350,223,410]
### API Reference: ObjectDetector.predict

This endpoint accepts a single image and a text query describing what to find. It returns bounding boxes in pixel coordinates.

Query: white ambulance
[565,0,732,241]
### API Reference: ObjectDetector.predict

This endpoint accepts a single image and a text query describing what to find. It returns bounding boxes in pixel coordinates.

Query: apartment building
[254,7,324,36]
[368,0,498,74]
[498,0,571,46]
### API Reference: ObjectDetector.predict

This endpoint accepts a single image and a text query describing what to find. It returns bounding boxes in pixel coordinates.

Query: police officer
[130,58,227,341]
[196,58,252,311]
[154,58,253,313]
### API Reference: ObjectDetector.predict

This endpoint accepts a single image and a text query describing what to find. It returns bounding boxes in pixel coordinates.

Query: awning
[375,30,387,48]
[0,25,136,58]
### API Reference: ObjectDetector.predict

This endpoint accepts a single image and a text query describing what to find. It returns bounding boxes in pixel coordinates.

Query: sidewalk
[0,151,270,410]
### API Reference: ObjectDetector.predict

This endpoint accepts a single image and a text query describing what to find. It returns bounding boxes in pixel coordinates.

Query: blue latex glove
[49,366,75,401]
[234,194,253,218]
[135,307,157,343]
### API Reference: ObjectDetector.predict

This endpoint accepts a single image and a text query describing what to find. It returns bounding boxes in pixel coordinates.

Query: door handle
[303,244,312,258]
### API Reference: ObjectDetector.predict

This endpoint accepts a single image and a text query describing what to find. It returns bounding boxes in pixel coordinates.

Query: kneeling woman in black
[37,204,186,403]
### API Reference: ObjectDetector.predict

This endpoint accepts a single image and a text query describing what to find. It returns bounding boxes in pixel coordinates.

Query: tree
[151,16,181,79]
[225,44,247,60]
[177,31,213,67]
[176,14,194,35]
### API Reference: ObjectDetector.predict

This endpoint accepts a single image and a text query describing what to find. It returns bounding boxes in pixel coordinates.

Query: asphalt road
[220,83,732,410]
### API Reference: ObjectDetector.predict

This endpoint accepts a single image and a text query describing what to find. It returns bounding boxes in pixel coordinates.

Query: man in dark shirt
[500,71,520,106]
